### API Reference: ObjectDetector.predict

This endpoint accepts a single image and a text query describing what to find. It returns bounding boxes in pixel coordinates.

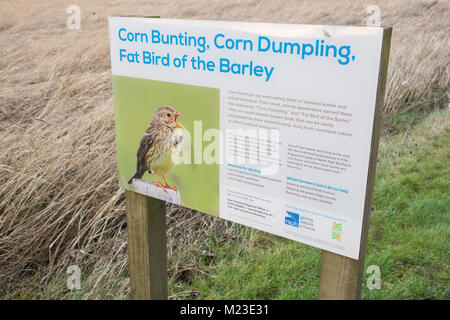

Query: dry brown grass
[0,0,448,298]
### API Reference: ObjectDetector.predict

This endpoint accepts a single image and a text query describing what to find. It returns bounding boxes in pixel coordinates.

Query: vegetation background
[0,0,448,299]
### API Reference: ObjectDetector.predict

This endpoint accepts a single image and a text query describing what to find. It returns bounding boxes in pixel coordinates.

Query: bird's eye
[167,113,171,117]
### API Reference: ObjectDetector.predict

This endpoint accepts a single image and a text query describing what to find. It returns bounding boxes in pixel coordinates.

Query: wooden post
[318,251,361,299]
[125,190,168,300]
[318,27,392,300]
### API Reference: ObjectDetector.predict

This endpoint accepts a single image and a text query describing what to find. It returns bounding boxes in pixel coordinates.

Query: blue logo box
[285,211,299,228]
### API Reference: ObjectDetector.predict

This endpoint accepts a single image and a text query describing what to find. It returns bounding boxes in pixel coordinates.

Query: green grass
[8,108,448,300]
[168,108,450,299]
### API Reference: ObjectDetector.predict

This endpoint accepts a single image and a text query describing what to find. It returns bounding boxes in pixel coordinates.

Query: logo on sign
[332,222,343,241]
[285,211,299,228]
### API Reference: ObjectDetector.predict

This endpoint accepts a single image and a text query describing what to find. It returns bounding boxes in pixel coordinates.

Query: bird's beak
[174,112,184,129]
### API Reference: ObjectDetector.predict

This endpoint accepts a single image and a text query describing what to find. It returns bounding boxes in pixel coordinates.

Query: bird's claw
[154,181,177,192]
[165,184,177,191]
[153,182,165,189]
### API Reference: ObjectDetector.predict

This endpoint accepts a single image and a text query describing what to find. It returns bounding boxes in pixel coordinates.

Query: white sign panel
[109,17,385,259]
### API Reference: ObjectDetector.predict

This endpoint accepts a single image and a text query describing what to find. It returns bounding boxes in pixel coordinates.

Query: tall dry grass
[0,0,448,298]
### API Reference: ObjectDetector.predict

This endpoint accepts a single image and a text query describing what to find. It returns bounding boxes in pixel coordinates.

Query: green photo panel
[113,76,220,216]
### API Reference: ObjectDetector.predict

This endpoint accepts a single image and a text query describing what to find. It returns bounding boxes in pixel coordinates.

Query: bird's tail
[128,169,145,184]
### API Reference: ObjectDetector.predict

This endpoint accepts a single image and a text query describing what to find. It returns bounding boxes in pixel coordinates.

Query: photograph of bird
[128,105,184,190]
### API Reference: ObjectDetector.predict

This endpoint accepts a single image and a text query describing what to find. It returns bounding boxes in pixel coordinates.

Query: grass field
[14,106,448,300]
[0,0,448,299]
[167,108,450,300]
